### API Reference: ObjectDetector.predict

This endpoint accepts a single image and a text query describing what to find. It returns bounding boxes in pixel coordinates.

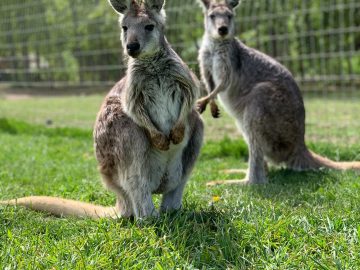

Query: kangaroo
[0,0,203,219]
[197,0,360,186]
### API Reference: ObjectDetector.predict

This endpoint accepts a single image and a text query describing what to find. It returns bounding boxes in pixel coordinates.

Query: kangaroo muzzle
[127,42,141,57]
[218,26,229,36]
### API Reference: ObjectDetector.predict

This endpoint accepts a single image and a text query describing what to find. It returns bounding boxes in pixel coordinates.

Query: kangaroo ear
[145,0,165,13]
[226,0,240,9]
[108,0,128,14]
[108,0,139,14]
[197,0,211,10]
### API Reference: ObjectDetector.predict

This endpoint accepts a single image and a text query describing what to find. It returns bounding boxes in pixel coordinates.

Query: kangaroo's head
[108,0,166,59]
[198,0,240,40]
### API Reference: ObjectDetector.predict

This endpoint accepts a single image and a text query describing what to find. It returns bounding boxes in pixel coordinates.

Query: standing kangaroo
[0,0,203,219]
[197,0,360,185]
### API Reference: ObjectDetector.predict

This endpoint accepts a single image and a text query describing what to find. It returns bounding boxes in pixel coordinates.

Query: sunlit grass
[0,94,360,269]
[1,93,360,144]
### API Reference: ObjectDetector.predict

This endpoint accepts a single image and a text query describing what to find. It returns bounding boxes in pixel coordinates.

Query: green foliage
[0,0,359,87]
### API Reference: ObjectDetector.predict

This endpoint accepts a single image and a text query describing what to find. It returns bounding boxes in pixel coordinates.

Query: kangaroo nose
[127,42,140,55]
[218,26,229,36]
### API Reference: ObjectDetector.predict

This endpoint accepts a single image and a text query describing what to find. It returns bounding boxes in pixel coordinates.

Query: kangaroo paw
[210,100,220,118]
[150,132,170,151]
[196,98,209,114]
[170,123,185,145]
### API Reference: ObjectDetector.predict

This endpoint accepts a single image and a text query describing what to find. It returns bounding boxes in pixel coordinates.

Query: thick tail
[288,148,360,171]
[0,196,118,219]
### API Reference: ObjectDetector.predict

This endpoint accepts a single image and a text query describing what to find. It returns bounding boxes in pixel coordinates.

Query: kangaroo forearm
[133,107,162,135]
[200,81,226,102]
[201,69,215,94]
[132,106,172,150]
[169,99,191,145]
[196,80,226,115]
[207,78,216,94]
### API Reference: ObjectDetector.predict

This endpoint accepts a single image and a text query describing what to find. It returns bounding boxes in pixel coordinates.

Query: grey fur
[197,0,360,185]
[94,1,203,218]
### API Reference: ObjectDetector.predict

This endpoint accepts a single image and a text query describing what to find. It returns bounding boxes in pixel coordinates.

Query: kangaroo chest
[211,53,228,87]
[208,50,239,117]
[143,77,181,135]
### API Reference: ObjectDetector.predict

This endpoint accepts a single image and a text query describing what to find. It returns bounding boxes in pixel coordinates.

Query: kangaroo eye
[122,26,128,32]
[228,15,233,20]
[145,24,155,31]
[210,14,215,20]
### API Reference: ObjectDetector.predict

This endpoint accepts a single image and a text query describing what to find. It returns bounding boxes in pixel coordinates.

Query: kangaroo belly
[212,54,226,87]
[218,91,239,118]
[148,140,187,194]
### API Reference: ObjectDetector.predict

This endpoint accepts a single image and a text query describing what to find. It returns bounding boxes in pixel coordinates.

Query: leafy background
[0,0,359,90]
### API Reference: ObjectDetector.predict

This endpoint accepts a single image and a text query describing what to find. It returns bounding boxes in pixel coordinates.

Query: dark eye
[228,15,233,20]
[209,14,215,20]
[145,24,155,31]
[122,26,128,32]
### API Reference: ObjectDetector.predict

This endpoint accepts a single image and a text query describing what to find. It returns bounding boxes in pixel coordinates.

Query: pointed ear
[197,0,211,10]
[108,0,139,14]
[145,0,165,13]
[108,0,135,14]
[226,0,240,9]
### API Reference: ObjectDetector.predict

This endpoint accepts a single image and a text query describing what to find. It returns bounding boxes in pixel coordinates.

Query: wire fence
[0,0,359,90]
[0,0,359,143]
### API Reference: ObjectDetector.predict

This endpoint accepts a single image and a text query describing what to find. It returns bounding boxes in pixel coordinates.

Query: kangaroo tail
[0,196,118,219]
[288,148,360,171]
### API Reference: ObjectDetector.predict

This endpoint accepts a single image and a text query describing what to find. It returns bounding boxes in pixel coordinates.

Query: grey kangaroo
[197,0,360,186]
[0,0,203,219]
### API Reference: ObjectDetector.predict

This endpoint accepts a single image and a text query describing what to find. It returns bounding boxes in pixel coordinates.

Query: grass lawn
[0,93,360,269]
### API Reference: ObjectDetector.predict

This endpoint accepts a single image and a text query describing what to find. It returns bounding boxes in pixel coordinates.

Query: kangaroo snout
[127,42,141,57]
[218,26,229,36]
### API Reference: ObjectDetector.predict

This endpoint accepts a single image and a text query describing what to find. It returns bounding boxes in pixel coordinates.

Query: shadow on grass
[151,208,250,268]
[0,206,253,268]
[246,168,343,208]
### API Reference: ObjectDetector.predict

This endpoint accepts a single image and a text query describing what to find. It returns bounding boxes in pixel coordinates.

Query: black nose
[127,42,140,54]
[218,26,228,36]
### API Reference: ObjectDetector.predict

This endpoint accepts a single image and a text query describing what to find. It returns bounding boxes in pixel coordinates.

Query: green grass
[1,93,360,144]
[1,95,360,269]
